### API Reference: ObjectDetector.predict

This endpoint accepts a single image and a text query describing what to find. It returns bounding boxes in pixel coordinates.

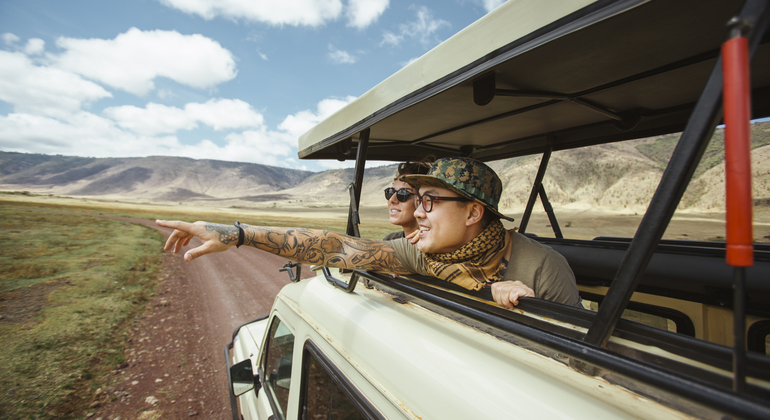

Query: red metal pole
[722,35,754,268]
[722,23,753,393]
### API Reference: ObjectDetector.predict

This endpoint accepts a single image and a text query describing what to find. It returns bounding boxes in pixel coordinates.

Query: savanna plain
[1,191,768,419]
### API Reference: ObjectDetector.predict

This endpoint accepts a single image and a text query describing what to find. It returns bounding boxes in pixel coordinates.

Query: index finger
[156,220,193,231]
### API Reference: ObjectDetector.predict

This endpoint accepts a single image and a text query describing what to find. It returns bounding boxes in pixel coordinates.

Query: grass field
[0,195,395,419]
[0,203,165,419]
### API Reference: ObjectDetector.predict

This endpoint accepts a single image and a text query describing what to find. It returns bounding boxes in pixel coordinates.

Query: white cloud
[380,31,402,47]
[52,28,237,96]
[0,96,362,171]
[104,99,264,135]
[380,5,449,48]
[0,51,112,120]
[278,96,356,139]
[346,0,389,29]
[0,110,297,167]
[158,0,344,27]
[24,38,45,55]
[0,111,179,157]
[328,45,357,64]
[473,0,507,13]
[2,33,20,46]
[157,89,176,99]
[257,51,268,61]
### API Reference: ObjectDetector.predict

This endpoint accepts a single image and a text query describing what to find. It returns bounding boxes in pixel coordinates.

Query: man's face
[413,186,472,254]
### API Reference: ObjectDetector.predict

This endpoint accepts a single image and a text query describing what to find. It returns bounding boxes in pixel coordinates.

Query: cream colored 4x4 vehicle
[225,0,770,419]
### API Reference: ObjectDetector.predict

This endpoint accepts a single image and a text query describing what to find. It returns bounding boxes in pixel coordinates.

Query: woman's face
[388,179,418,229]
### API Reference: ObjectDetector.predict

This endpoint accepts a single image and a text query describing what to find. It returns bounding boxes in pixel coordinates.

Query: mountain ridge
[2,121,769,214]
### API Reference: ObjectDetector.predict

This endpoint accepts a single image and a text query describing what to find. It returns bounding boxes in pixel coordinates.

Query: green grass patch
[0,204,164,419]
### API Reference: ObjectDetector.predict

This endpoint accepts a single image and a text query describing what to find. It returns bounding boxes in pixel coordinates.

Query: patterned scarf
[423,219,512,291]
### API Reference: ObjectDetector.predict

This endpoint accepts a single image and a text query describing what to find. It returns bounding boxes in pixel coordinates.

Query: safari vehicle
[225,0,770,419]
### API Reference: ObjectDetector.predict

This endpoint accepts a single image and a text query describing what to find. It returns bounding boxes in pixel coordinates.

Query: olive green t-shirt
[390,231,581,306]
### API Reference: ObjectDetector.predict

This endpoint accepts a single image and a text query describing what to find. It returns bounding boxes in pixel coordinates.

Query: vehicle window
[747,320,770,354]
[581,299,690,334]
[264,317,295,419]
[301,345,369,420]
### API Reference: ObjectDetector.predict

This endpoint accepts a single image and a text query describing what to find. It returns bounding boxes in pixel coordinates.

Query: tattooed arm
[155,220,412,274]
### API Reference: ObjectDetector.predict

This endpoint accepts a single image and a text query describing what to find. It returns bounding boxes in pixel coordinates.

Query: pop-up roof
[298,0,770,162]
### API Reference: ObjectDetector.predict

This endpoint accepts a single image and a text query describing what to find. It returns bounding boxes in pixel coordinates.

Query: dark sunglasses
[384,187,415,203]
[415,193,469,213]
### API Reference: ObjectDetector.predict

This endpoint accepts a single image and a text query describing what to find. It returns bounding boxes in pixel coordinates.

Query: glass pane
[264,318,295,419]
[303,351,365,420]
[581,299,677,332]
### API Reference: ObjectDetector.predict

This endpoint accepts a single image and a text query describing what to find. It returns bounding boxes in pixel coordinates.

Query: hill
[1,121,769,214]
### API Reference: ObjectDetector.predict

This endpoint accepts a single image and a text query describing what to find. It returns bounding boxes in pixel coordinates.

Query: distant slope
[0,153,314,203]
[2,121,769,212]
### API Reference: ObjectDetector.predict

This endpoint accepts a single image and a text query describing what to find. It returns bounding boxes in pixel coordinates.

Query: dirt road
[93,217,310,420]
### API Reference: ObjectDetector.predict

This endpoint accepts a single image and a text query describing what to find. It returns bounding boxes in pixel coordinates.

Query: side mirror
[230,359,258,397]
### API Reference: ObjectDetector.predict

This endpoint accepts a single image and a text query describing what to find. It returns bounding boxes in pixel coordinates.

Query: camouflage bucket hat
[400,157,514,222]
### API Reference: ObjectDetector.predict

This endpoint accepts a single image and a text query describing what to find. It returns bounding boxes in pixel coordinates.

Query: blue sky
[0,0,505,172]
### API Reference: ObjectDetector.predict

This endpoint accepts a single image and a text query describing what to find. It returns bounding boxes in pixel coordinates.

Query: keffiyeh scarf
[423,219,512,291]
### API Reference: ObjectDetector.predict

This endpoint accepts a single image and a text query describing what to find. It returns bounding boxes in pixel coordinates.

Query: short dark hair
[396,157,435,179]
[480,206,500,228]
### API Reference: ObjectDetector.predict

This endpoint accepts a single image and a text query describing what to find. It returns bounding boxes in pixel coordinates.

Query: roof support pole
[347,128,370,238]
[723,17,754,393]
[581,0,770,351]
[538,185,563,239]
[518,147,551,234]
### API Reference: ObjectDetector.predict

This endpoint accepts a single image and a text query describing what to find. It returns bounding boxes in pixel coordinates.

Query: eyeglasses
[384,187,415,203]
[415,193,469,212]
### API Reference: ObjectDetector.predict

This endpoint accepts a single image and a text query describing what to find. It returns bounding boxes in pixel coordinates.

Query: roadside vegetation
[0,198,395,419]
[0,203,165,419]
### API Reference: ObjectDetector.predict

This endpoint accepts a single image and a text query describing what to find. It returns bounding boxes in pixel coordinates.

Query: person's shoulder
[383,231,406,241]
[510,231,553,255]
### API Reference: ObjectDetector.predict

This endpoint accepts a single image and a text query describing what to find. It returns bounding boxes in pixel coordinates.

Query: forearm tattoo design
[239,225,408,273]
[204,223,239,245]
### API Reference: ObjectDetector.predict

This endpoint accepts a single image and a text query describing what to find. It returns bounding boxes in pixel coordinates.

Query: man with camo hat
[392,157,580,307]
[157,157,580,308]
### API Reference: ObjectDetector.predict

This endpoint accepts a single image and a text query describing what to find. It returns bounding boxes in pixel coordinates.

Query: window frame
[259,315,295,420]
[299,339,385,420]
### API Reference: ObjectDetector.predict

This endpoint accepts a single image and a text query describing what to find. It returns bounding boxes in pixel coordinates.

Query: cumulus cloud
[2,33,20,46]
[328,45,357,64]
[346,0,389,29]
[0,96,362,170]
[380,5,449,48]
[158,0,344,27]
[24,38,45,55]
[0,109,298,167]
[473,0,507,13]
[104,99,264,135]
[52,28,237,96]
[0,51,112,119]
[278,96,356,139]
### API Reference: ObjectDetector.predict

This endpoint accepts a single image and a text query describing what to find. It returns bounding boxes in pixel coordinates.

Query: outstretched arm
[156,220,412,274]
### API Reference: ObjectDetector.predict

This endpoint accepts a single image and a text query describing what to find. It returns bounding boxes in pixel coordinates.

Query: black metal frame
[299,340,385,420]
[581,0,770,390]
[518,147,563,238]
